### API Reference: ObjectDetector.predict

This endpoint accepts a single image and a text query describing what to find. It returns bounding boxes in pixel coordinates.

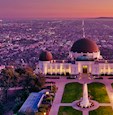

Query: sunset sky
[0,0,113,19]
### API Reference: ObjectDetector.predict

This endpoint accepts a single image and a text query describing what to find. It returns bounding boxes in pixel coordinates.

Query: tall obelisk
[80,83,91,108]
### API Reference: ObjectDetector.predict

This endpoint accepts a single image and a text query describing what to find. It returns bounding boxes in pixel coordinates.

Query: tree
[0,68,17,102]
[15,67,46,92]
[31,73,46,91]
[15,68,26,76]
[16,67,35,92]
[19,73,33,93]
[0,74,9,102]
[37,73,46,88]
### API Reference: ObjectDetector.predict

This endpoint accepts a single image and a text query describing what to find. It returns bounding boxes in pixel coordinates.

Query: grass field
[89,106,113,115]
[62,82,82,103]
[58,106,82,115]
[61,82,82,103]
[88,82,110,103]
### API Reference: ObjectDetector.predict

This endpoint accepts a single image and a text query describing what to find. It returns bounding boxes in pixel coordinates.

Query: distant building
[35,38,113,76]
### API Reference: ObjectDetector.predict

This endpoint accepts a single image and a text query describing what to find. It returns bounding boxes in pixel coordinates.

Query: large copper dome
[71,38,99,53]
[39,51,53,61]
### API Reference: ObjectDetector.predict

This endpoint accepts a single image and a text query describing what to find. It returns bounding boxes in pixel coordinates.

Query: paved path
[49,77,81,115]
[60,103,72,106]
[48,75,113,115]
[83,110,89,115]
[49,78,66,115]
[103,79,113,109]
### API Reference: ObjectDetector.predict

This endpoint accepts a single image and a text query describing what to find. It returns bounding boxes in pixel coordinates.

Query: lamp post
[46,91,49,95]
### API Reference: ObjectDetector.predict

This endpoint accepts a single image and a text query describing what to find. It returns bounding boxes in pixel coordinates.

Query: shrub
[35,112,43,115]
[39,104,50,110]
[38,107,46,112]
[51,85,57,93]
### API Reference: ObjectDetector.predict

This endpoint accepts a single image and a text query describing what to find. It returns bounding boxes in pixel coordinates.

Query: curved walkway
[48,75,113,115]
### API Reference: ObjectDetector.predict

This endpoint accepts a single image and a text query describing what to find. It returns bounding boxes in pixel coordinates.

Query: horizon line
[1,16,113,20]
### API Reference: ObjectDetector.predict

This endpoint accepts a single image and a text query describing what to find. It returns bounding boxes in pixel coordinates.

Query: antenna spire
[82,20,85,38]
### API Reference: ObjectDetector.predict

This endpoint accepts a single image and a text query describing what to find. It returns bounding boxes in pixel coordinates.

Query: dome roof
[39,51,53,61]
[71,38,99,53]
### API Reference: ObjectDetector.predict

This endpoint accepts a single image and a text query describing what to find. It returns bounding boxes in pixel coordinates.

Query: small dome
[39,51,53,61]
[71,38,99,53]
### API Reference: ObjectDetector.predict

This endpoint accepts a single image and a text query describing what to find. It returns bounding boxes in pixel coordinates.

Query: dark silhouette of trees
[0,67,17,102]
[31,73,45,91]
[0,101,4,115]
[15,67,46,92]
[0,66,46,114]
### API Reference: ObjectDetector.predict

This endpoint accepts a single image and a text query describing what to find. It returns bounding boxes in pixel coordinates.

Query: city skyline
[0,0,113,19]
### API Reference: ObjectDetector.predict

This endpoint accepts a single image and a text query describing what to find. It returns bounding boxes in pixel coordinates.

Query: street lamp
[46,91,49,95]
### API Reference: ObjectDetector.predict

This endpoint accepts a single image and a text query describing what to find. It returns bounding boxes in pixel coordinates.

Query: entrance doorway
[83,65,88,73]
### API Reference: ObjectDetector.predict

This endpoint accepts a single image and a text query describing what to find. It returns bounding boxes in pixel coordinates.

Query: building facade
[35,38,113,76]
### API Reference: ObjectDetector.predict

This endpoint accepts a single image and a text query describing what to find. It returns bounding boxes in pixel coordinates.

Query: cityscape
[1,19,113,67]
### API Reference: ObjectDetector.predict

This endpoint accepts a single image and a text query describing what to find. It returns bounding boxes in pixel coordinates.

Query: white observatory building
[35,38,113,76]
[35,20,113,76]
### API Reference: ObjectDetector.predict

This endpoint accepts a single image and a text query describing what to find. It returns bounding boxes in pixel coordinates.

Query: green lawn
[88,82,110,103]
[89,106,113,115]
[61,82,82,103]
[58,106,82,115]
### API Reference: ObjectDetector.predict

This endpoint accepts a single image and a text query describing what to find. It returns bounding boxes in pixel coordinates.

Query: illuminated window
[83,65,88,68]
[47,69,51,73]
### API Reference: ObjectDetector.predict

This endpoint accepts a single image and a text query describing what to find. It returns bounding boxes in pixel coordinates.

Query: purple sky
[0,0,113,19]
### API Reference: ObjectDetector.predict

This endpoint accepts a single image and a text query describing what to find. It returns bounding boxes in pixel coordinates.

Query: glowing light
[46,92,49,95]
[83,65,88,69]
